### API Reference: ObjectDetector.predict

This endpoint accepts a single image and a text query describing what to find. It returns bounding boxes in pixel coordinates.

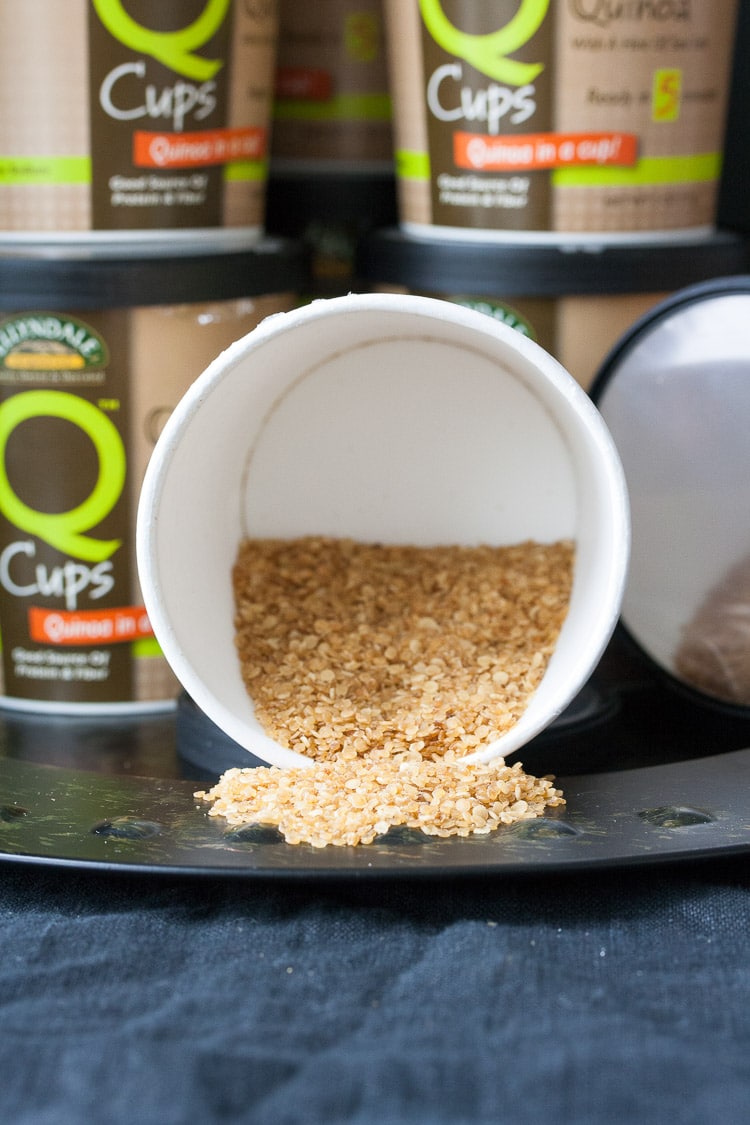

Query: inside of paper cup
[139,296,627,767]
[240,335,576,543]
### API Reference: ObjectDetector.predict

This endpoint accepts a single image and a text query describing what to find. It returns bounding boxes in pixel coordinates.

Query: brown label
[419,0,554,230]
[553,0,738,233]
[272,0,393,164]
[388,0,736,235]
[0,311,135,703]
[88,1,236,230]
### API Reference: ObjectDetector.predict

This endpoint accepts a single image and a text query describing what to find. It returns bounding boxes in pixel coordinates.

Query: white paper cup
[136,293,629,768]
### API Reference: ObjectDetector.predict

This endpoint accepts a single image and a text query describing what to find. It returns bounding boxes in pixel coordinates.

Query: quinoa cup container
[136,293,630,769]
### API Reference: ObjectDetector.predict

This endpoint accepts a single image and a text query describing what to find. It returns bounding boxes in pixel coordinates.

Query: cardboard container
[384,0,738,241]
[137,292,629,768]
[271,0,392,171]
[0,0,279,249]
[0,238,307,712]
[355,226,749,388]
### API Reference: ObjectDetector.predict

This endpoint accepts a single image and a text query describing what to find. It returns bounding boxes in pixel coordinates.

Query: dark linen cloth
[1,858,749,1125]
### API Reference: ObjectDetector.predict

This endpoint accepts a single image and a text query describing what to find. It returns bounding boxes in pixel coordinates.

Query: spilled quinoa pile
[196,536,573,847]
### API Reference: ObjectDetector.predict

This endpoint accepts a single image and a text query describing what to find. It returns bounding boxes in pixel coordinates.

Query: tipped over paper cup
[136,293,629,768]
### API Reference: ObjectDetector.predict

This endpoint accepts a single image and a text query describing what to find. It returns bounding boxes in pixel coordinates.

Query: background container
[267,0,397,295]
[384,0,738,240]
[0,237,307,712]
[356,226,749,388]
[0,0,279,249]
[271,0,393,172]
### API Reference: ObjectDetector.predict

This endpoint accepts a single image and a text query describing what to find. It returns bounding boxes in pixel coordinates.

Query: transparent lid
[592,277,750,710]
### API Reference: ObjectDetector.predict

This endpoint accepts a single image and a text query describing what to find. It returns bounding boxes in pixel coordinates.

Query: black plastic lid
[0,235,310,310]
[590,275,750,716]
[356,226,750,297]
[266,169,398,235]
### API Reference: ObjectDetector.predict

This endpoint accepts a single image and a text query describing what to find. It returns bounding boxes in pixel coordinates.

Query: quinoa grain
[196,536,572,846]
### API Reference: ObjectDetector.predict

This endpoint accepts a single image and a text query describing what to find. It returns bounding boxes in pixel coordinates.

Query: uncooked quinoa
[196,535,573,846]
[197,755,565,848]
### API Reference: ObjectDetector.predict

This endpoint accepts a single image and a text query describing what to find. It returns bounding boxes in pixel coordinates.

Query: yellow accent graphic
[396,148,431,180]
[345,12,380,62]
[653,69,682,123]
[5,354,85,371]
[418,0,550,86]
[273,92,391,123]
[91,0,230,81]
[553,151,720,189]
[0,156,91,187]
[0,391,126,563]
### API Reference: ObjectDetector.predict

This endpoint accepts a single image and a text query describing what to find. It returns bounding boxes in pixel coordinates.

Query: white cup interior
[137,293,629,768]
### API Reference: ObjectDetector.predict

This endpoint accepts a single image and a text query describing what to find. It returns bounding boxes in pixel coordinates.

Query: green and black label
[0,311,137,704]
[419,0,554,230]
[88,0,234,229]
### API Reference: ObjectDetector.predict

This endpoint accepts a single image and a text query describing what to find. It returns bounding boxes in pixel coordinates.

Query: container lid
[0,235,310,310]
[590,275,750,714]
[356,226,749,297]
[266,169,398,234]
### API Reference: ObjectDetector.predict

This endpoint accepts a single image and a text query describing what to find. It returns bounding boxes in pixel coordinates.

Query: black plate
[2,641,750,879]
[2,747,750,879]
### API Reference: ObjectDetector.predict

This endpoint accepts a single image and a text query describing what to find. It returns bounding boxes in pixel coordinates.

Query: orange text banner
[453,131,638,173]
[134,126,267,169]
[29,605,154,646]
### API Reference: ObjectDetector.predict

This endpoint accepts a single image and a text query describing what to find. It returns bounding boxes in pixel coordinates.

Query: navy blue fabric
[2,859,750,1124]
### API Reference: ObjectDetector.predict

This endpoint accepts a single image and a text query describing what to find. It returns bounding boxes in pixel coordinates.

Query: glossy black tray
[3,746,750,879]
[1,639,750,879]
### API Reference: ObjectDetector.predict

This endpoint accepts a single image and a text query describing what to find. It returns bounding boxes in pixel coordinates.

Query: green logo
[0,391,126,563]
[92,0,231,81]
[419,0,550,85]
[0,313,107,370]
[453,298,535,338]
